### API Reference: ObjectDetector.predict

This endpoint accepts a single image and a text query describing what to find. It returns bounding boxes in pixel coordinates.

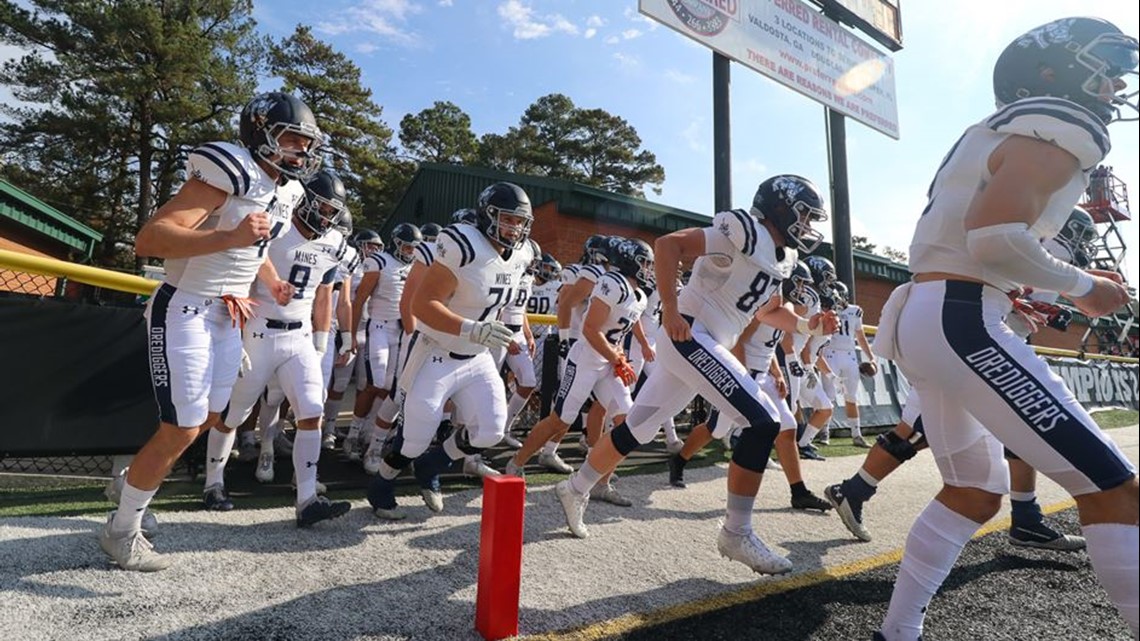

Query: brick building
[0,178,103,296]
[383,164,1130,353]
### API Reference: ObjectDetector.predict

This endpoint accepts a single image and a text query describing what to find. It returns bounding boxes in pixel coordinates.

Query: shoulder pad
[415,242,436,266]
[984,97,1110,170]
[711,209,762,257]
[437,225,478,268]
[186,141,257,196]
[579,264,605,282]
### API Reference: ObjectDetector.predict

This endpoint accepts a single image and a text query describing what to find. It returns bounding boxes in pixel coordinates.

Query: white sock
[799,425,820,448]
[204,429,237,488]
[724,492,756,535]
[322,399,339,432]
[505,392,529,430]
[292,429,322,504]
[850,415,862,438]
[857,467,880,488]
[880,500,980,641]
[569,460,603,495]
[662,417,679,445]
[367,398,382,423]
[370,425,392,450]
[542,440,559,456]
[1008,490,1036,503]
[111,482,158,534]
[1083,523,1139,635]
[347,415,365,439]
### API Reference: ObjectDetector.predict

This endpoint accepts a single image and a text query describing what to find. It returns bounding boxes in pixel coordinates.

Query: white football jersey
[165,141,302,298]
[641,286,662,329]
[527,279,559,317]
[743,323,783,372]
[576,272,648,367]
[909,97,1110,291]
[414,240,437,267]
[251,223,343,323]
[422,224,535,356]
[679,209,797,346]
[362,251,412,322]
[563,263,606,340]
[499,272,534,326]
[829,304,864,351]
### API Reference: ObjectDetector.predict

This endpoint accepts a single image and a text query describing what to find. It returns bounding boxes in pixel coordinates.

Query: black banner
[1048,356,1139,410]
[0,298,158,456]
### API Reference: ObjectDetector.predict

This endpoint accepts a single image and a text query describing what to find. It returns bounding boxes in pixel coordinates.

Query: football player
[494,239,542,449]
[818,277,876,447]
[100,92,322,571]
[553,175,837,578]
[366,183,536,519]
[874,18,1137,640]
[209,169,352,526]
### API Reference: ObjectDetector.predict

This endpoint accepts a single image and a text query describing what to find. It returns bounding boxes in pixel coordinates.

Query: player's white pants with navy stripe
[223,316,327,429]
[552,343,634,424]
[330,329,367,394]
[145,283,242,428]
[823,347,861,403]
[892,280,1134,496]
[707,370,797,438]
[623,319,778,444]
[397,337,507,458]
[492,325,538,389]
[367,318,403,393]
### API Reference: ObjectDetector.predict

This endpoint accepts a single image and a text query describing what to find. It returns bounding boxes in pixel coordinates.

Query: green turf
[1,410,1134,518]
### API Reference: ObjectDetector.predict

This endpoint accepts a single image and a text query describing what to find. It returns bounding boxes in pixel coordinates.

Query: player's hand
[466,320,513,349]
[642,344,656,363]
[775,376,788,398]
[267,279,295,305]
[811,310,839,334]
[613,355,637,386]
[1087,269,1124,284]
[230,211,271,247]
[662,309,692,342]
[507,340,522,355]
[526,336,536,357]
[804,369,820,390]
[1070,276,1129,318]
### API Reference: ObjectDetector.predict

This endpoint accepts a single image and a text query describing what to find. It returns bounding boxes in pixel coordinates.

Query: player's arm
[583,297,623,365]
[756,299,837,336]
[733,317,761,364]
[411,261,462,334]
[965,136,1126,316]
[522,313,535,355]
[351,268,379,333]
[400,261,428,335]
[257,258,294,305]
[336,277,352,336]
[655,227,707,342]
[632,318,653,362]
[135,178,263,258]
[768,354,787,398]
[556,278,593,332]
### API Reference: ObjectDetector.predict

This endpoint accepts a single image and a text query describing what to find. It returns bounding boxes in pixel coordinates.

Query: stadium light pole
[713,52,732,213]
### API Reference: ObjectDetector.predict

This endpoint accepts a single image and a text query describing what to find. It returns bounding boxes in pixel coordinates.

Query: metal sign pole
[713,52,732,213]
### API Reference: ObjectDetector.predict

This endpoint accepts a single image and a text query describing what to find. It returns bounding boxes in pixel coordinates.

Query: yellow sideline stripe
[520,499,1078,641]
[2,249,1132,359]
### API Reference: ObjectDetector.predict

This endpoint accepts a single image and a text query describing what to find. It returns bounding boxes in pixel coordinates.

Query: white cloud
[316,0,422,46]
[604,35,620,45]
[623,6,658,29]
[586,15,605,28]
[612,52,641,71]
[497,1,578,40]
[438,0,453,5]
[621,28,643,40]
[584,28,597,39]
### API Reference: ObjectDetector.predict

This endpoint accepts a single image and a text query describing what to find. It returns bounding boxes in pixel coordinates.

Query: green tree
[0,0,263,267]
[269,25,401,229]
[479,93,665,197]
[851,235,877,254]
[399,100,478,164]
[882,246,908,264]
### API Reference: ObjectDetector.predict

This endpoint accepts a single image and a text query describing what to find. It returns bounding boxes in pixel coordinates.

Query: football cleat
[716,526,792,575]
[296,495,351,528]
[555,480,590,539]
[539,451,574,474]
[99,514,170,572]
[826,484,871,542]
[1009,522,1087,552]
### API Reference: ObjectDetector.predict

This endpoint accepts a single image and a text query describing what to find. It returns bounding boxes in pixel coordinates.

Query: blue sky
[3,1,1136,281]
[250,0,1138,280]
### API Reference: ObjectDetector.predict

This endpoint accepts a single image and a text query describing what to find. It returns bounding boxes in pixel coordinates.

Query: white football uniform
[493,272,538,389]
[564,263,606,343]
[623,209,796,446]
[1005,238,1068,340]
[707,320,798,438]
[362,251,412,393]
[553,272,647,423]
[224,223,343,426]
[823,304,865,403]
[330,246,368,394]
[527,278,561,389]
[146,142,301,428]
[396,224,535,457]
[627,285,661,383]
[891,97,1132,496]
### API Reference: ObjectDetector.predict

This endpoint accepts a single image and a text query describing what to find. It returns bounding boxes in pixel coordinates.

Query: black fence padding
[540,333,560,417]
[0,298,158,457]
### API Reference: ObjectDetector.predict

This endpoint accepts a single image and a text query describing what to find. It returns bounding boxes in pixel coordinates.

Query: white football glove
[313,331,329,354]
[337,330,354,357]
[803,369,820,390]
[239,349,253,378]
[462,319,514,349]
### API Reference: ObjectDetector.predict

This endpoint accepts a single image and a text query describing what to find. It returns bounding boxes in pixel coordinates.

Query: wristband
[1067,271,1095,298]
[460,319,476,339]
[558,327,570,341]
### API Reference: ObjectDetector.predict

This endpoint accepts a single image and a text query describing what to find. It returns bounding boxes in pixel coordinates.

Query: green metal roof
[0,178,103,258]
[382,164,912,284]
[381,163,710,238]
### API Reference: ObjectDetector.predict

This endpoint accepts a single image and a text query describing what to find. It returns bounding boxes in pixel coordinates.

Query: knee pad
[611,422,640,456]
[731,424,777,473]
[876,431,924,463]
[452,426,483,456]
[382,441,413,471]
